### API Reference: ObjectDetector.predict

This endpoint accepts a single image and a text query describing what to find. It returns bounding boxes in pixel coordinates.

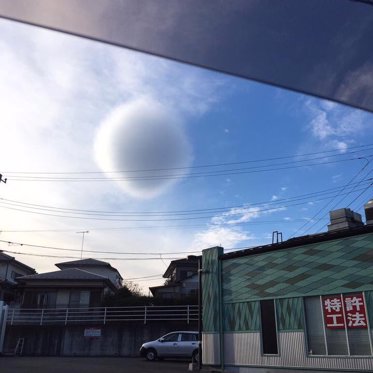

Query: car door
[179,333,198,356]
[156,332,181,357]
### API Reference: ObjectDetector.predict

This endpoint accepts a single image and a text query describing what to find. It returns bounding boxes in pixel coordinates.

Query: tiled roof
[17,268,108,282]
[56,258,110,268]
[0,251,36,273]
[163,255,200,278]
[222,231,373,302]
[222,224,373,260]
[55,258,122,279]
[0,252,14,261]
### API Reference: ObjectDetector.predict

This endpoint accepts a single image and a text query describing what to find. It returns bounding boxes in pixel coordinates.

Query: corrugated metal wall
[222,332,373,371]
[202,332,220,365]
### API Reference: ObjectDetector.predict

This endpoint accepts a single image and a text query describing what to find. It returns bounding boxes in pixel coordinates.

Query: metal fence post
[65,308,69,326]
[104,307,107,325]
[11,308,15,326]
[0,303,8,353]
[40,309,44,326]
[144,306,147,325]
[187,305,190,324]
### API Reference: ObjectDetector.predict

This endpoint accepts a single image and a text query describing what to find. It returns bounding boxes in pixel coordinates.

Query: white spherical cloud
[94,99,193,199]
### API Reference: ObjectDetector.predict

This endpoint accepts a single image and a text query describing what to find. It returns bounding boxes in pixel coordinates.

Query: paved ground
[0,357,193,373]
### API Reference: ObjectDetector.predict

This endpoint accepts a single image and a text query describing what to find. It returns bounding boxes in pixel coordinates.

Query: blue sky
[0,19,372,292]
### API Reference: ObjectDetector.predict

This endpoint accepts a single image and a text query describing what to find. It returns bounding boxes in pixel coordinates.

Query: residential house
[0,252,36,304]
[55,258,123,289]
[202,201,373,372]
[17,258,122,309]
[149,255,199,299]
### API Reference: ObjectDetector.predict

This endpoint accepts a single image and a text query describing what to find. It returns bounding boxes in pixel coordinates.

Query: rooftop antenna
[272,231,283,244]
[77,231,89,259]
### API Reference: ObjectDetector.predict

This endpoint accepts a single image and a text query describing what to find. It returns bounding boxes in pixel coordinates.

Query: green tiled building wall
[222,233,373,303]
[276,297,304,331]
[202,246,223,332]
[223,301,260,332]
[222,298,303,332]
[365,290,373,327]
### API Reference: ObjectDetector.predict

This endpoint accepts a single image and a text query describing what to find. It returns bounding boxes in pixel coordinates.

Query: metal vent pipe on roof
[364,199,373,226]
[327,208,364,232]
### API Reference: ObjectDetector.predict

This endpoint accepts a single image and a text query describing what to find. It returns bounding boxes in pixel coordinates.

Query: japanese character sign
[322,295,345,329]
[343,294,367,329]
[322,293,368,329]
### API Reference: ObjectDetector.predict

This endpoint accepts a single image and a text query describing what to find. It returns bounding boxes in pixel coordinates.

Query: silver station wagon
[140,331,200,361]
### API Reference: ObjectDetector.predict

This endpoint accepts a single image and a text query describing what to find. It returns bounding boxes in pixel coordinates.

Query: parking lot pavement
[0,357,192,373]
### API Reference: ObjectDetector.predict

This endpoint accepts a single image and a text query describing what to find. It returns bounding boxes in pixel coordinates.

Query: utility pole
[0,174,7,184]
[77,231,89,259]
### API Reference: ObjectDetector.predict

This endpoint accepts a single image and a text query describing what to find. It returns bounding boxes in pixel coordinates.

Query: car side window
[162,333,180,342]
[181,333,197,341]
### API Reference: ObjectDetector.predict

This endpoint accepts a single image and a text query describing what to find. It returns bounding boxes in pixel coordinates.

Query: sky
[0,18,372,293]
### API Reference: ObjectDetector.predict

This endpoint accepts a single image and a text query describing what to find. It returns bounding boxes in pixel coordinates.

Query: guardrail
[6,305,199,326]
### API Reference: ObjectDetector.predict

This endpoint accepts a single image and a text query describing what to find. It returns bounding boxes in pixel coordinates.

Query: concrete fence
[2,305,199,356]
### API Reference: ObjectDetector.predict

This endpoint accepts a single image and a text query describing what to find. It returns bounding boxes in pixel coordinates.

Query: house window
[69,290,90,308]
[37,292,57,308]
[304,293,372,356]
[11,271,22,280]
[260,299,278,354]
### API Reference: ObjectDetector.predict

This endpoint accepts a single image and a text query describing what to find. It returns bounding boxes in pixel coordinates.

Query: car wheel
[145,348,157,361]
[192,349,199,363]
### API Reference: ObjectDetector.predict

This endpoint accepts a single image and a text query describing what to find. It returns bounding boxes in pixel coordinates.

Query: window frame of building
[10,271,23,280]
[260,299,279,355]
[304,292,373,357]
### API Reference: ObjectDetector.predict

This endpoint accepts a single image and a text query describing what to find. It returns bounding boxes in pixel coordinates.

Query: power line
[312,168,373,234]
[290,159,372,237]
[1,249,184,261]
[7,155,371,182]
[346,181,373,209]
[0,182,371,222]
[126,274,164,281]
[5,142,373,175]
[0,178,371,219]
[0,218,328,233]
[0,238,203,256]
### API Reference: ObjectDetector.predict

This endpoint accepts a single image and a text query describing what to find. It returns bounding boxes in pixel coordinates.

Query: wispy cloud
[304,98,371,151]
[192,227,254,249]
[336,63,373,109]
[191,202,286,249]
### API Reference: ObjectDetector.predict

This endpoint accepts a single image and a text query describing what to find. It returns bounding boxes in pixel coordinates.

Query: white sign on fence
[84,328,101,338]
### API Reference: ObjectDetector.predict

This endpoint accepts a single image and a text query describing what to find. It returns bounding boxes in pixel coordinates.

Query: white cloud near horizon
[191,202,286,249]
[192,226,254,249]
